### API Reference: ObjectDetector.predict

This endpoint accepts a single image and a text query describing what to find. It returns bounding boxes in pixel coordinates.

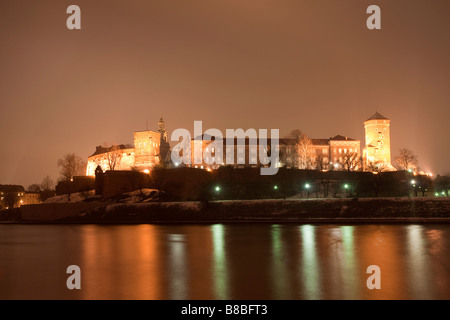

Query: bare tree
[339,151,362,172]
[27,184,41,193]
[104,144,123,171]
[284,130,315,169]
[40,175,55,201]
[41,175,54,191]
[314,154,327,171]
[57,153,84,201]
[395,148,418,171]
[298,134,315,169]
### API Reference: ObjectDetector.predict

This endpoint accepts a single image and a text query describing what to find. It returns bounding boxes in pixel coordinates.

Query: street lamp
[273,185,278,190]
[304,183,311,199]
[215,186,221,192]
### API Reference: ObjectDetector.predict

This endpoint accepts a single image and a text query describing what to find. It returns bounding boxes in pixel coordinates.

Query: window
[339,149,342,153]
[344,148,347,154]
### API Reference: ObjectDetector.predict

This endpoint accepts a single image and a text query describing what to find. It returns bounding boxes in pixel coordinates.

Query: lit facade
[362,112,396,171]
[86,145,135,176]
[187,135,360,171]
[86,118,170,176]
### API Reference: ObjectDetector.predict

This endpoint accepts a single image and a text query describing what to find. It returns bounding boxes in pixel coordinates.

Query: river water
[0,223,449,300]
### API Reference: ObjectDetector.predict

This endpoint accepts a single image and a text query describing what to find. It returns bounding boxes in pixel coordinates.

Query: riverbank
[1,197,450,224]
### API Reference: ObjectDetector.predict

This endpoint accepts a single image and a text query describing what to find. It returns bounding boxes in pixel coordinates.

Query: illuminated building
[362,112,396,171]
[311,135,361,170]
[187,135,361,171]
[86,118,171,176]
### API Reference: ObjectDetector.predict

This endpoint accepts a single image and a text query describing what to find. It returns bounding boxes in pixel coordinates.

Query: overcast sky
[1,0,449,187]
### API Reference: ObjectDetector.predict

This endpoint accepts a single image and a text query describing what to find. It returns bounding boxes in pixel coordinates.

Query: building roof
[330,135,357,141]
[311,138,330,146]
[89,144,132,157]
[366,112,389,121]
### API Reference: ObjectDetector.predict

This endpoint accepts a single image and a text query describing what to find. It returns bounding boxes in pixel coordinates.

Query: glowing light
[305,183,310,189]
[274,185,278,190]
[215,186,221,192]
[410,180,416,185]
[143,169,150,174]
[344,184,349,189]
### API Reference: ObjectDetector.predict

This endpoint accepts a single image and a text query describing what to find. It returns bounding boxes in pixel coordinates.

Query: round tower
[363,112,395,170]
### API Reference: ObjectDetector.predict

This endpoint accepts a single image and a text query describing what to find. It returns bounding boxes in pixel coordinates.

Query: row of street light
[213,183,352,194]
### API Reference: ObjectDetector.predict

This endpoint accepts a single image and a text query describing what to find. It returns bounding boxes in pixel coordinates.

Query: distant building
[362,112,396,171]
[22,192,41,205]
[86,118,171,176]
[312,135,361,170]
[186,134,361,171]
[188,135,280,171]
[0,185,25,209]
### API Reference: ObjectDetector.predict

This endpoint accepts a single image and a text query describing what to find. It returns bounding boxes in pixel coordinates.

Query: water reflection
[300,225,321,299]
[167,233,187,300]
[211,224,229,300]
[1,223,450,299]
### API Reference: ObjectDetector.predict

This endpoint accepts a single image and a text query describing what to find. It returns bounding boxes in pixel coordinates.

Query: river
[0,223,449,300]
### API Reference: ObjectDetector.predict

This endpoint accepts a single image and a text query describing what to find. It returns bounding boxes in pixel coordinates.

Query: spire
[158,117,165,133]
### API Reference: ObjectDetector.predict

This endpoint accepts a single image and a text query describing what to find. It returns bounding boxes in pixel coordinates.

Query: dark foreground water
[0,223,449,300]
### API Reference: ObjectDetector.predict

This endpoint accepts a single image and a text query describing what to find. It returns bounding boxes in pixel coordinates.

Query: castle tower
[158,117,168,143]
[362,112,396,171]
[157,117,171,165]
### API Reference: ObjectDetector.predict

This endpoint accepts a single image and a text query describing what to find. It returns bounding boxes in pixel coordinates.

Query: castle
[86,118,171,176]
[85,113,395,175]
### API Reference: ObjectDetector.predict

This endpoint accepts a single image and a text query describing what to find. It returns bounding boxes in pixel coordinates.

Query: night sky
[1,0,449,187]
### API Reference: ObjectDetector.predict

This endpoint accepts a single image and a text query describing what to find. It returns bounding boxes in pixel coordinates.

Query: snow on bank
[44,191,96,203]
[120,189,160,203]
